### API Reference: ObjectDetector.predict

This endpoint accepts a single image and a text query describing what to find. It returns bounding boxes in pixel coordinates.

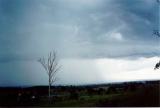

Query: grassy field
[42,91,159,107]
[0,80,159,107]
[51,94,121,107]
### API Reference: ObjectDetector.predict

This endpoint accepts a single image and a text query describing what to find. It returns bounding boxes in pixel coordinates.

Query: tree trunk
[49,77,51,101]
[49,84,51,98]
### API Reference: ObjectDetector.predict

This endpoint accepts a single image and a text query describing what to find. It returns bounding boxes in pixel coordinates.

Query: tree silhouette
[38,51,61,100]
[154,61,160,70]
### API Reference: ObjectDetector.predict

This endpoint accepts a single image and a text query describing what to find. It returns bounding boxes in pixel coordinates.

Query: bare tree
[38,51,61,99]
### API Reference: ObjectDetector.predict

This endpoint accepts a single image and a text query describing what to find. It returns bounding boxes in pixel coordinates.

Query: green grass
[42,93,122,107]
[28,84,160,107]
[39,90,154,107]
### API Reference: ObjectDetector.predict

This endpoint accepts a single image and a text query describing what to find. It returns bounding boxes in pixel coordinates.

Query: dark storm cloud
[0,0,159,86]
[0,0,159,60]
[112,0,158,40]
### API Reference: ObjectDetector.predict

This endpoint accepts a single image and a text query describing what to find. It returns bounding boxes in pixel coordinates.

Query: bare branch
[51,77,59,84]
[38,57,49,75]
[154,61,160,70]
[51,65,61,77]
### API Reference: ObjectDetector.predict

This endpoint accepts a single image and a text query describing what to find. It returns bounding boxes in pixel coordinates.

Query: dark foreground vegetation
[0,80,159,107]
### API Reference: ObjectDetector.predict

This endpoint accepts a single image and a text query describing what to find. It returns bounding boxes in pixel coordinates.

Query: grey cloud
[0,0,159,86]
[0,0,159,60]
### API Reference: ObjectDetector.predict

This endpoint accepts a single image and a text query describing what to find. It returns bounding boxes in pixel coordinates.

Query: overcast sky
[0,0,160,86]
